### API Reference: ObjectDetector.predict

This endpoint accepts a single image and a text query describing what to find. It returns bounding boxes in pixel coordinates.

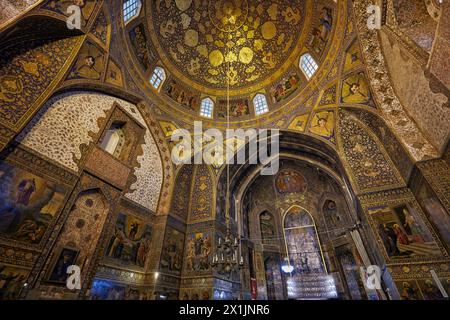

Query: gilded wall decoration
[160,226,185,275]
[68,41,105,80]
[46,190,109,286]
[17,91,163,212]
[189,164,214,222]
[90,9,109,48]
[105,213,152,269]
[0,36,82,129]
[353,0,438,160]
[170,165,193,221]
[308,110,335,143]
[129,24,155,71]
[343,40,362,72]
[338,111,403,193]
[287,114,309,132]
[317,82,337,107]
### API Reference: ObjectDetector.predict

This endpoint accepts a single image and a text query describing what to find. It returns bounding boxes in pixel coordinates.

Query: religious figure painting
[417,279,446,300]
[129,24,155,71]
[217,98,250,118]
[47,247,79,285]
[160,227,184,274]
[260,212,276,245]
[308,110,335,142]
[275,170,307,194]
[368,204,441,260]
[270,71,301,103]
[0,162,66,245]
[309,7,333,55]
[164,79,199,110]
[0,264,30,300]
[68,42,105,80]
[185,231,212,272]
[395,280,423,300]
[105,213,152,268]
[341,72,373,105]
[90,279,147,300]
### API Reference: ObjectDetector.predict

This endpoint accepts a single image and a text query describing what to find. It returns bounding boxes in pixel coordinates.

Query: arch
[200,97,214,118]
[253,94,269,115]
[282,205,327,275]
[299,53,319,79]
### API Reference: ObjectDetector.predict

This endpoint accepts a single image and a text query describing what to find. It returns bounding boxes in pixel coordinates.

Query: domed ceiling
[124,0,344,125]
[148,0,308,94]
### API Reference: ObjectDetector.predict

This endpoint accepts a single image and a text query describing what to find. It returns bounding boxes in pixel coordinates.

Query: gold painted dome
[147,0,309,95]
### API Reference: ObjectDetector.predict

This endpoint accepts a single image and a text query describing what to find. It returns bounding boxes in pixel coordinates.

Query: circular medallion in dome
[148,0,310,95]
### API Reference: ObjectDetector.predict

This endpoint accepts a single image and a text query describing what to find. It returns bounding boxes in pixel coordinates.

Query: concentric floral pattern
[151,0,305,89]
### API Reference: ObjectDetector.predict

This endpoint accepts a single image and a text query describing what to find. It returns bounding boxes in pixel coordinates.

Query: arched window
[100,123,125,158]
[283,206,326,275]
[150,67,166,90]
[253,94,269,115]
[299,53,319,79]
[123,0,142,24]
[200,98,214,118]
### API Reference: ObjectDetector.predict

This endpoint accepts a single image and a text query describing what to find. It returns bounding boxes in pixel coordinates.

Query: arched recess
[214,130,382,300]
[15,90,164,213]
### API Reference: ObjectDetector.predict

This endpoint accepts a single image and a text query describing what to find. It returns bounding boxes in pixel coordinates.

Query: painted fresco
[217,98,250,118]
[160,227,184,274]
[341,72,372,105]
[275,170,307,194]
[270,71,301,103]
[0,162,66,245]
[106,213,152,268]
[164,79,199,110]
[288,114,309,132]
[309,110,335,142]
[90,279,147,300]
[185,231,212,272]
[0,264,30,300]
[260,212,276,245]
[47,247,79,285]
[368,204,441,259]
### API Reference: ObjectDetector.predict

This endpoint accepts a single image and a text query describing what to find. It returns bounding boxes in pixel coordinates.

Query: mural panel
[105,213,152,268]
[0,162,67,245]
[160,227,184,274]
[368,204,441,259]
[185,231,212,273]
[0,264,30,300]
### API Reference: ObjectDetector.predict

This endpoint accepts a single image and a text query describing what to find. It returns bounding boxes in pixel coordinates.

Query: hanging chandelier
[211,27,244,276]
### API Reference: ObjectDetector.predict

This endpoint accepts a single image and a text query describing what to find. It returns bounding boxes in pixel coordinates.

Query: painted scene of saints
[0,163,66,244]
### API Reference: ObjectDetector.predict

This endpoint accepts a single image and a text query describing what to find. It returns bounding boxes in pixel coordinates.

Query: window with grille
[300,53,319,79]
[253,94,269,115]
[150,67,166,90]
[123,0,142,24]
[200,98,214,118]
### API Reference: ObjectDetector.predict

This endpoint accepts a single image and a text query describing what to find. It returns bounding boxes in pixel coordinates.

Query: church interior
[0,0,449,301]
